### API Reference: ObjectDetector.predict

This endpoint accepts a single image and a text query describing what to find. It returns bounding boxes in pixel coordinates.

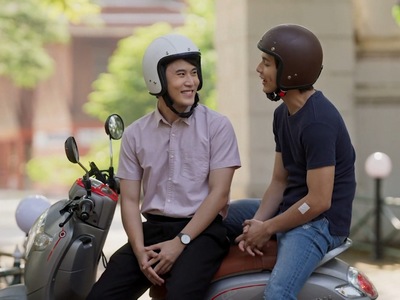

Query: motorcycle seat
[213,239,277,279]
[149,239,277,299]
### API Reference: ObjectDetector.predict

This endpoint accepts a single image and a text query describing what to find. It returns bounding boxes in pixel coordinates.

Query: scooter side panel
[205,272,267,300]
[25,201,112,300]
[313,257,349,280]
[0,284,27,300]
[206,260,371,300]
[53,234,97,300]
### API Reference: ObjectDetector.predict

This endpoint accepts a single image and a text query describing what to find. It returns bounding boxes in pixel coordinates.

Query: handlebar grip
[79,198,94,221]
[108,177,120,194]
[114,177,120,194]
[80,212,89,221]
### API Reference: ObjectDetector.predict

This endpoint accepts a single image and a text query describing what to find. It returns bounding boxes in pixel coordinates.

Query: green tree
[0,0,99,87]
[84,0,216,126]
[19,0,100,187]
[27,138,121,188]
[26,0,216,188]
[393,2,400,26]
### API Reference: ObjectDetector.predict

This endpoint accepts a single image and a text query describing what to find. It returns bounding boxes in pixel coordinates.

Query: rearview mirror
[105,114,124,140]
[64,136,79,164]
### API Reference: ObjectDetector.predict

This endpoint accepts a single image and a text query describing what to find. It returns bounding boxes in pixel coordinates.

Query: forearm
[121,200,145,254]
[119,179,145,255]
[262,196,325,236]
[180,167,235,240]
[262,166,334,235]
[254,179,285,221]
[182,191,227,240]
[254,152,287,221]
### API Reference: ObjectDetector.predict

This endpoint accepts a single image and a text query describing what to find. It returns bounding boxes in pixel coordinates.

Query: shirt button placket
[166,127,176,211]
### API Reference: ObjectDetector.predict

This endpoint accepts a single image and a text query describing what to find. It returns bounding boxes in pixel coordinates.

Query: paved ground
[1,190,399,299]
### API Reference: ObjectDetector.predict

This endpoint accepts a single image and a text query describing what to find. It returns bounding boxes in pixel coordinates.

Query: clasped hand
[139,239,184,285]
[235,219,271,256]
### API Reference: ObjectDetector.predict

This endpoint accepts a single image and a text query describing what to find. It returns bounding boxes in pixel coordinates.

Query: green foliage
[0,0,99,87]
[86,23,174,123]
[26,154,81,186]
[84,0,216,126]
[393,3,400,26]
[41,0,100,24]
[26,139,122,186]
[26,0,216,189]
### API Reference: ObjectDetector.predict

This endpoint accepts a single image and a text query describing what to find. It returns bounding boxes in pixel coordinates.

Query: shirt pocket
[181,151,209,181]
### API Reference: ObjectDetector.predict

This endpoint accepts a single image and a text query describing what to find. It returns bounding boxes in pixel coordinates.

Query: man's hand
[137,249,164,286]
[235,219,271,256]
[144,238,185,278]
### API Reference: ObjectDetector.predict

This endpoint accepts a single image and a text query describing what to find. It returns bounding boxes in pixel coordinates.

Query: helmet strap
[163,92,199,118]
[266,89,287,102]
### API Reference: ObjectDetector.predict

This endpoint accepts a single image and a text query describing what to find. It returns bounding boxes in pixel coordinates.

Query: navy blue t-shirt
[273,91,356,236]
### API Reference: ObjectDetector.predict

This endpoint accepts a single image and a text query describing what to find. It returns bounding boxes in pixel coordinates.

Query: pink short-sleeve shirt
[117,104,241,218]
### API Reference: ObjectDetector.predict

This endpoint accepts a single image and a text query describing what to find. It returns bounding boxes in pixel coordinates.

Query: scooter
[0,112,379,300]
[149,236,378,300]
[0,113,124,300]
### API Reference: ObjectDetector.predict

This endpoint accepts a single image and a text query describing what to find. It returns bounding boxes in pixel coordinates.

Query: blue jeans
[224,199,261,243]
[223,199,346,300]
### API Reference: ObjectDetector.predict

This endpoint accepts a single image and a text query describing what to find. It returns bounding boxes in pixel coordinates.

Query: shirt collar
[154,104,191,127]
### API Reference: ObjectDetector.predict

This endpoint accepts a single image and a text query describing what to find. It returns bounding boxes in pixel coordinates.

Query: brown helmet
[257,24,323,91]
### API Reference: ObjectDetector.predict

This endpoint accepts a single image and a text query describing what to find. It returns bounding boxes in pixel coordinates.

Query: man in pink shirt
[87,34,241,300]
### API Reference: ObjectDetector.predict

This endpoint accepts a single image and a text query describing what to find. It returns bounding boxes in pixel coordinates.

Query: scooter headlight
[25,209,53,259]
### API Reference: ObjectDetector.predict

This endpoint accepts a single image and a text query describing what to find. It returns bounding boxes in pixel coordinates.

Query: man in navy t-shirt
[231,24,356,300]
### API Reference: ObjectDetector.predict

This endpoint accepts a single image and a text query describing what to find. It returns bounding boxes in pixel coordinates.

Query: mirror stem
[83,174,92,197]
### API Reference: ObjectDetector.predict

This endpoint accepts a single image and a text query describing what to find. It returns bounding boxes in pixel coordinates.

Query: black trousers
[87,215,229,300]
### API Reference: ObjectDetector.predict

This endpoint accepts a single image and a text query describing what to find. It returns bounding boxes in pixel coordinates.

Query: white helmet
[142,34,203,96]
[15,195,51,234]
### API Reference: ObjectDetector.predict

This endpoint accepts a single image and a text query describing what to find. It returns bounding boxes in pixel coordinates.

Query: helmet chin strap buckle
[164,92,199,118]
[266,89,286,102]
[278,90,287,98]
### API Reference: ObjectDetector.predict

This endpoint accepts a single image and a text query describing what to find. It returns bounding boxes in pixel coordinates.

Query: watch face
[180,234,191,245]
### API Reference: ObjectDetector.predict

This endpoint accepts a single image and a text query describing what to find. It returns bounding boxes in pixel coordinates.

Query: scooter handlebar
[79,198,94,221]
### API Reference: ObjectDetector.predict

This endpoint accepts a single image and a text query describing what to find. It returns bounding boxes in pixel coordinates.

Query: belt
[144,214,191,223]
[144,213,223,223]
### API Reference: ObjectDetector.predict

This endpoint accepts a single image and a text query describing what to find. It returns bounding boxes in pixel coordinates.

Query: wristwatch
[177,232,191,245]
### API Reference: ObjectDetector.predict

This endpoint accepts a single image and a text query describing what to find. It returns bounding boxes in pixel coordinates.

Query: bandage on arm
[298,203,310,214]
